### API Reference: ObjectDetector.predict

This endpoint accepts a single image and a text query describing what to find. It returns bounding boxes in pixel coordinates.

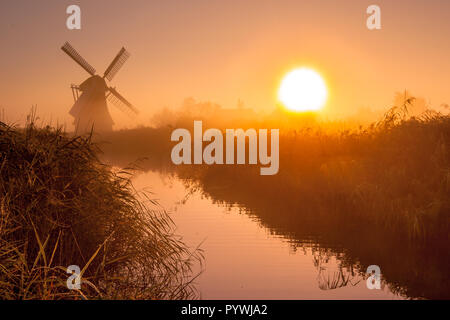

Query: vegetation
[0,118,201,300]
[2,95,447,299]
[173,107,450,299]
[102,98,450,299]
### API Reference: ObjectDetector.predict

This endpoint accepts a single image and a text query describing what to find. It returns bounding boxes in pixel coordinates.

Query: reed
[101,100,450,298]
[0,119,202,300]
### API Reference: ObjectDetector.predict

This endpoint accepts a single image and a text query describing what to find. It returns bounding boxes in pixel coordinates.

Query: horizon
[1,0,449,129]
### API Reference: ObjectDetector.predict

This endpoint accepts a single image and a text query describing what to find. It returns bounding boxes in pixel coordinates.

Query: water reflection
[132,170,402,299]
[313,250,364,291]
[97,113,450,299]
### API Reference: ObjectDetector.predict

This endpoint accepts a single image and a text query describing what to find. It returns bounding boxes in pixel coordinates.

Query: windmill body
[70,75,114,132]
[61,42,138,133]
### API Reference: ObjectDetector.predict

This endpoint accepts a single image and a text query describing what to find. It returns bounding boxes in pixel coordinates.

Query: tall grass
[0,119,202,300]
[101,99,450,298]
[170,108,450,298]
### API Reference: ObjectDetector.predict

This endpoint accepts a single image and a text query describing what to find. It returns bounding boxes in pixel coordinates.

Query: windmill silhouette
[61,42,138,133]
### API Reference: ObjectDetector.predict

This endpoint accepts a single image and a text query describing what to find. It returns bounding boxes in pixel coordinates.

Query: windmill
[61,42,139,133]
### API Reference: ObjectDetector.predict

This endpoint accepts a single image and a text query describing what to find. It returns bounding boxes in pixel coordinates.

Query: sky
[0,0,449,128]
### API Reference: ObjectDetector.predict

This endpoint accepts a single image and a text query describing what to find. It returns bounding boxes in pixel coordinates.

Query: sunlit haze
[0,0,449,129]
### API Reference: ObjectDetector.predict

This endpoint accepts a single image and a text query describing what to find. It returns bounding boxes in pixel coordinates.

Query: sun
[278,68,327,112]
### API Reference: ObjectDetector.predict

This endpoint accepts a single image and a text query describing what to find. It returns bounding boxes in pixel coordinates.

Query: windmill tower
[61,42,139,133]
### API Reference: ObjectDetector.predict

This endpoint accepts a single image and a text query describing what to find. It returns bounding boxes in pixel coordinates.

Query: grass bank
[0,121,201,300]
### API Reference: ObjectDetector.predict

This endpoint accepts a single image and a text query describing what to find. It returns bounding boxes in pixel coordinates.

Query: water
[133,170,403,299]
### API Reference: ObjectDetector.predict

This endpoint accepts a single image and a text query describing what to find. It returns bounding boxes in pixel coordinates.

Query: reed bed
[0,120,201,300]
[169,107,450,298]
[101,100,450,298]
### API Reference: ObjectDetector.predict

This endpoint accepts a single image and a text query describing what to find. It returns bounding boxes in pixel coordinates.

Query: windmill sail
[61,42,96,76]
[70,84,80,103]
[103,48,130,81]
[107,87,139,116]
[62,41,139,132]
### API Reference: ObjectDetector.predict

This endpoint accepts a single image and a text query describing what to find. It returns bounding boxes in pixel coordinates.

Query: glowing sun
[278,68,327,112]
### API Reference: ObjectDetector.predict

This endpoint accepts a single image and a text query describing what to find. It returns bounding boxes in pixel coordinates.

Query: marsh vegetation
[102,98,450,299]
[1,96,448,299]
[0,118,201,300]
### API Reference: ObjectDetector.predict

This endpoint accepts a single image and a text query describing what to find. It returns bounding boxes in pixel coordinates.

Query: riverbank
[0,121,200,300]
[102,109,450,299]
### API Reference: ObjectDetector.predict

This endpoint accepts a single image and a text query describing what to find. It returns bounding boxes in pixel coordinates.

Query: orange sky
[0,0,449,128]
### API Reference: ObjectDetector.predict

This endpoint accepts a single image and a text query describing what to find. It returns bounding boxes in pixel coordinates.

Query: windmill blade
[107,87,139,116]
[61,42,96,76]
[70,84,80,103]
[103,47,130,81]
